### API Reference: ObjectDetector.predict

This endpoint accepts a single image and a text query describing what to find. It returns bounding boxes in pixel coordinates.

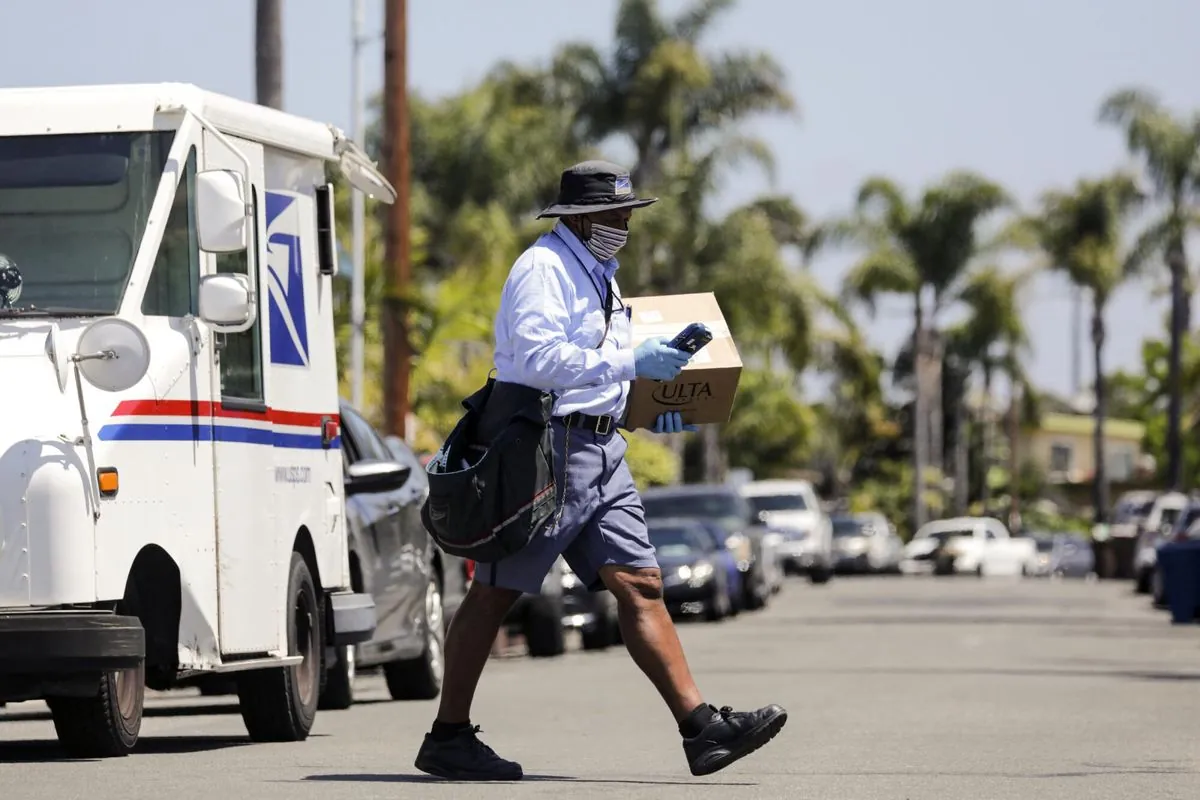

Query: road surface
[3,575,1199,799]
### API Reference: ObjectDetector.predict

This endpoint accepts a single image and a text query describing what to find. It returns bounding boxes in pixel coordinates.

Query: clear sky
[2,0,1198,399]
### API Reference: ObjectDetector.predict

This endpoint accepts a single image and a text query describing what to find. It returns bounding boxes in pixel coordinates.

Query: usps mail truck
[0,83,393,757]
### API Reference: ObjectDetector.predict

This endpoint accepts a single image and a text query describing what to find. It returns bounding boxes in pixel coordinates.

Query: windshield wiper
[0,305,107,318]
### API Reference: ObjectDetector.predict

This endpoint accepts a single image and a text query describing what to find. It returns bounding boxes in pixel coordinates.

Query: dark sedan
[317,404,470,709]
[642,485,773,611]
[649,519,734,621]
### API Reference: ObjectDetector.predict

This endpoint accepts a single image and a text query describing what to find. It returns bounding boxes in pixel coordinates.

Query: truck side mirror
[199,273,254,332]
[196,170,249,253]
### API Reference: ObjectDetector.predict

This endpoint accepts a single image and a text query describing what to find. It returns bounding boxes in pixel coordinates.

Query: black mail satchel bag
[421,378,560,562]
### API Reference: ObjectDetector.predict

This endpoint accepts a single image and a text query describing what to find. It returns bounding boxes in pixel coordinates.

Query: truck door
[203,131,278,657]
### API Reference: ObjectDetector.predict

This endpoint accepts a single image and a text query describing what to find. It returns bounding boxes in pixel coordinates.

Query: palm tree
[1099,88,1200,490]
[839,172,1010,528]
[952,264,1036,510]
[546,0,796,187]
[1032,173,1144,524]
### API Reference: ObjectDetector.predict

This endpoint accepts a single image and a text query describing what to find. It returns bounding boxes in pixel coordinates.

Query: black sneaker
[682,704,788,776]
[414,725,523,781]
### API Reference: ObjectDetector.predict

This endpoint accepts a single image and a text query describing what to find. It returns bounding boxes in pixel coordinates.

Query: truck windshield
[0,131,175,315]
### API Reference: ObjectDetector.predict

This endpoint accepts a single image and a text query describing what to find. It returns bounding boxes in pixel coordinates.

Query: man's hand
[652,411,699,434]
[634,337,690,381]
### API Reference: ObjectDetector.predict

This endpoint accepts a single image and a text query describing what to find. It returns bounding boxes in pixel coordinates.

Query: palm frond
[672,0,736,42]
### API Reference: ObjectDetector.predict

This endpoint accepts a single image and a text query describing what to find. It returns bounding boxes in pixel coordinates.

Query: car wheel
[809,565,832,585]
[1134,567,1152,595]
[318,645,355,710]
[236,551,321,742]
[524,596,565,658]
[384,574,446,700]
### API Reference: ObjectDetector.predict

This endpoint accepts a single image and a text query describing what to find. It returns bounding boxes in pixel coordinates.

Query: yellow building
[1020,412,1146,485]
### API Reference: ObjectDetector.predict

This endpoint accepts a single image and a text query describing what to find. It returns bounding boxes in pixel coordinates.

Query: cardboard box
[622,292,743,430]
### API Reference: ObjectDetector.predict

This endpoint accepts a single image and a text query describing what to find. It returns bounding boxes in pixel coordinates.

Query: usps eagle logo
[614,175,632,196]
[264,191,310,367]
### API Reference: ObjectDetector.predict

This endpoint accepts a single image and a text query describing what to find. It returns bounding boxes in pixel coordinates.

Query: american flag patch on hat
[614,175,632,195]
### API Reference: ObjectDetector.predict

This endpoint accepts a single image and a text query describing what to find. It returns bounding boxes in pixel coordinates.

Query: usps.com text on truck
[0,82,393,759]
[622,292,743,430]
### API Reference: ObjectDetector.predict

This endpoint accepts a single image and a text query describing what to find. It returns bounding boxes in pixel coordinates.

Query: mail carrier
[0,83,393,757]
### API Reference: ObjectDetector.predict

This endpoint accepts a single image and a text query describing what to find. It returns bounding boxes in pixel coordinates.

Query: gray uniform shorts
[475,420,659,595]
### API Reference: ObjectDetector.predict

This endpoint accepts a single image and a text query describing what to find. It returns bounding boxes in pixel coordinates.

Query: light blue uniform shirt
[493,221,636,419]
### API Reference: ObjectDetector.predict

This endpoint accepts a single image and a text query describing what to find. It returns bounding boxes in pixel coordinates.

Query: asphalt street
[3,575,1200,799]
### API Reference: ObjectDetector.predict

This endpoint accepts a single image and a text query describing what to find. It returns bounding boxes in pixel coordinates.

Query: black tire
[318,645,355,710]
[47,661,145,758]
[743,572,767,610]
[384,574,446,700]
[704,586,730,622]
[581,597,618,651]
[809,566,832,585]
[1135,567,1152,595]
[236,551,322,742]
[524,597,565,658]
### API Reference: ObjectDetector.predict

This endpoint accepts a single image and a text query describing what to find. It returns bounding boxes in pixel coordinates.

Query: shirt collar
[554,221,619,283]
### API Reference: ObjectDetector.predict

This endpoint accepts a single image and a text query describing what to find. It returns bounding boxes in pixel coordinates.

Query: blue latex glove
[634,337,690,381]
[653,411,699,434]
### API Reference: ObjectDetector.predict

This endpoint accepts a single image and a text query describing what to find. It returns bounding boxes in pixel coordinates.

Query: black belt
[555,412,616,435]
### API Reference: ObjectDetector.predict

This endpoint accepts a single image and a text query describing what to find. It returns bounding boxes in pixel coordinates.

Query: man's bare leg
[415,580,525,781]
[599,565,704,722]
[599,564,788,777]
[435,581,521,724]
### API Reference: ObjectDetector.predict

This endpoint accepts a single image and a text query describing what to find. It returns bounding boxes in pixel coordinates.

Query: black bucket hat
[536,160,658,219]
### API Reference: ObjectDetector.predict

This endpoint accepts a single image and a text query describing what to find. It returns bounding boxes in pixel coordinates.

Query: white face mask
[584,222,628,262]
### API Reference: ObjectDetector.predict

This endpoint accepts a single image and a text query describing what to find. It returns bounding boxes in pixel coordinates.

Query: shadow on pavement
[0,734,253,763]
[702,665,1200,682]
[304,773,756,787]
[0,702,243,724]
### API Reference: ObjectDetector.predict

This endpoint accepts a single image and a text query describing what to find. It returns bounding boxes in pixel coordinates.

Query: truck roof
[0,82,393,201]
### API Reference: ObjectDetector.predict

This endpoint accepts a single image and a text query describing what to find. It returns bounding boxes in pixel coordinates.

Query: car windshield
[0,131,175,315]
[1035,538,1055,552]
[1113,499,1153,523]
[643,493,750,527]
[649,525,700,558]
[745,493,808,514]
[1174,506,1200,534]
[831,517,863,537]
[920,529,973,544]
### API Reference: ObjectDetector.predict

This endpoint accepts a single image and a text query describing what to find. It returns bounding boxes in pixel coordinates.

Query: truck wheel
[524,598,565,658]
[47,662,144,758]
[581,595,618,651]
[318,645,355,710]
[809,565,832,585]
[384,575,445,700]
[237,552,321,742]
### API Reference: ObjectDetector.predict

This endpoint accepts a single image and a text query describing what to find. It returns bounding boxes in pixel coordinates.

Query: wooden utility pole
[382,0,411,438]
[255,0,283,109]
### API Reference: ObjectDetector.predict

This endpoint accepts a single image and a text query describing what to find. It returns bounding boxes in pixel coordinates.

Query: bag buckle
[594,415,613,435]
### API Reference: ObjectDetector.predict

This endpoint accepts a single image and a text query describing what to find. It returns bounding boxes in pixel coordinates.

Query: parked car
[561,560,621,651]
[1132,492,1189,594]
[830,512,905,574]
[1149,498,1200,608]
[687,518,745,615]
[648,519,735,621]
[317,403,472,710]
[1023,532,1096,579]
[738,479,834,584]
[641,485,775,610]
[901,517,1036,577]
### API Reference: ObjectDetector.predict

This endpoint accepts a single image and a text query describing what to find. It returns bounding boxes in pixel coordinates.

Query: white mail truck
[0,83,396,757]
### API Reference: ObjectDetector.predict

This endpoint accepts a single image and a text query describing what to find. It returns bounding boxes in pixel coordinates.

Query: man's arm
[503,256,636,391]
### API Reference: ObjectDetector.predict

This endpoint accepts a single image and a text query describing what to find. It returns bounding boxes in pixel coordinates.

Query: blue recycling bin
[1157,541,1200,624]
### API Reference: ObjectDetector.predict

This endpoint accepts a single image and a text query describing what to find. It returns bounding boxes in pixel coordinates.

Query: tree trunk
[912,300,928,532]
[1007,377,1020,533]
[1165,234,1186,489]
[953,372,969,516]
[1091,303,1109,525]
[980,365,994,507]
[702,424,726,484]
[255,0,284,109]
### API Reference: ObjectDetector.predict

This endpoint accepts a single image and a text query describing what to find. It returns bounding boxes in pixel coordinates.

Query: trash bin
[1156,541,1200,624]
